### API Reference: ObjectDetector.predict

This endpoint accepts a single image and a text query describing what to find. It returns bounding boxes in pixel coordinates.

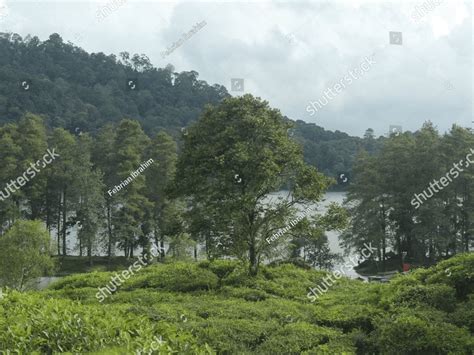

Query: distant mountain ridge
[0,32,382,179]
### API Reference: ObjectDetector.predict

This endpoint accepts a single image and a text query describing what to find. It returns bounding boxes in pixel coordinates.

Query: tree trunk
[248,235,258,276]
[62,189,67,256]
[88,236,93,266]
[106,202,113,262]
[57,193,61,256]
[160,236,165,260]
[380,203,387,272]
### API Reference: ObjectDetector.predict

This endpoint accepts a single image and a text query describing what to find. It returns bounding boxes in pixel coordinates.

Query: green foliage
[424,254,474,299]
[198,259,239,279]
[451,295,474,332]
[373,312,473,355]
[0,291,210,354]
[48,271,113,290]
[220,286,269,301]
[125,263,219,292]
[386,284,456,312]
[0,34,228,135]
[0,220,55,290]
[174,94,331,274]
[1,254,472,353]
[345,123,474,268]
[255,322,352,354]
[190,318,278,353]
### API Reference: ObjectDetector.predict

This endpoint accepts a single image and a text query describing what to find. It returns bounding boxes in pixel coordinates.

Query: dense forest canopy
[0,32,383,179]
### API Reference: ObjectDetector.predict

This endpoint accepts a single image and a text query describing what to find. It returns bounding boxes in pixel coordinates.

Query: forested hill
[0,32,228,135]
[0,32,381,178]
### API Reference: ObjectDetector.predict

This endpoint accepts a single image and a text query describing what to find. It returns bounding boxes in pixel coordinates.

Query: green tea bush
[189,318,278,353]
[220,286,269,301]
[42,287,99,303]
[311,304,381,332]
[425,253,474,299]
[450,295,474,332]
[255,322,350,354]
[48,271,112,290]
[125,263,219,292]
[373,312,473,354]
[387,284,456,312]
[0,291,210,354]
[198,259,239,279]
[1,253,471,354]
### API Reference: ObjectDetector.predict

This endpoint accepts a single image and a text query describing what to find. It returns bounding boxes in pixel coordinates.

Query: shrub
[255,322,347,354]
[190,318,278,353]
[126,263,219,292]
[48,272,112,290]
[387,284,457,312]
[450,295,474,332]
[373,312,473,354]
[425,253,474,299]
[220,286,269,301]
[198,259,239,279]
[311,304,381,332]
[0,291,210,354]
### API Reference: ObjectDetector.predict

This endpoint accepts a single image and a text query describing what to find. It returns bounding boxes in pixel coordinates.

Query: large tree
[145,131,178,259]
[113,119,151,258]
[174,95,331,275]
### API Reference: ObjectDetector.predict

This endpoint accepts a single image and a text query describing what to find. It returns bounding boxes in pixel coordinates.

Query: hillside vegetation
[0,253,472,354]
[0,32,382,178]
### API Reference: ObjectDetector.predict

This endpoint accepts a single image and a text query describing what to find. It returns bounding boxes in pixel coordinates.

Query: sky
[0,0,472,137]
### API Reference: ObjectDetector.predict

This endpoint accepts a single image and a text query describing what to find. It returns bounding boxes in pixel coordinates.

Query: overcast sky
[1,0,472,137]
